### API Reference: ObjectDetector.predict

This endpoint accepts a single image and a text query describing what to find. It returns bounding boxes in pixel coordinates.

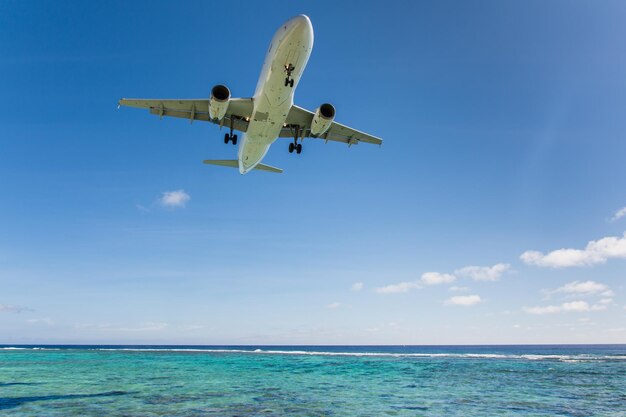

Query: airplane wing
[280,105,382,145]
[118,98,254,133]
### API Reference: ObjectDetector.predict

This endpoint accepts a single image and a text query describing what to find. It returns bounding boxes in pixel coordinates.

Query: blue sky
[1,0,625,344]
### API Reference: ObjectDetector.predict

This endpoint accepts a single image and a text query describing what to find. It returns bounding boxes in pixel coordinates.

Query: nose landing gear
[284,64,295,87]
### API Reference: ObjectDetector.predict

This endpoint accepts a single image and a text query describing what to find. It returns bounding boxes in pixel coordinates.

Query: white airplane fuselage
[237,15,314,174]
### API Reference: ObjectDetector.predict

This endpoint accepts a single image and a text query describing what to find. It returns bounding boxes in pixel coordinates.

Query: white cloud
[607,327,626,333]
[351,282,364,292]
[610,206,626,222]
[524,305,562,315]
[26,317,54,325]
[524,300,607,315]
[136,204,151,213]
[375,271,457,294]
[159,189,190,208]
[421,272,456,285]
[375,281,421,294]
[444,295,482,306]
[455,263,510,281]
[549,280,612,296]
[326,302,341,309]
[562,301,592,312]
[0,304,32,313]
[520,232,626,268]
[180,324,204,331]
[599,298,614,305]
[449,286,469,292]
[116,322,169,332]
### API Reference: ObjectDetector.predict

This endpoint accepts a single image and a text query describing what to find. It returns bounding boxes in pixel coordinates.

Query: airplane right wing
[281,105,383,146]
[118,98,254,133]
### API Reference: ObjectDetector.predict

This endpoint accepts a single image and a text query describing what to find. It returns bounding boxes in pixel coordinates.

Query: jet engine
[310,103,335,136]
[209,84,230,121]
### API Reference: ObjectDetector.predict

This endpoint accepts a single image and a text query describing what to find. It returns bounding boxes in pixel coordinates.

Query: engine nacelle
[209,84,230,121]
[310,103,335,136]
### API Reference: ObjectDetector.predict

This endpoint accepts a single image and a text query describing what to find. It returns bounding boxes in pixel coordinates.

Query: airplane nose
[293,14,310,25]
[289,14,312,32]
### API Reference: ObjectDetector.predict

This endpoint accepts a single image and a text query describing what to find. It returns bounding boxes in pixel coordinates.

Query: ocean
[1,344,625,416]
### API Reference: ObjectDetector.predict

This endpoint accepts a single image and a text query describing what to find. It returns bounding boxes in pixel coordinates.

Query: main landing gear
[288,142,302,154]
[284,64,295,87]
[288,125,303,154]
[224,133,237,145]
[224,119,237,145]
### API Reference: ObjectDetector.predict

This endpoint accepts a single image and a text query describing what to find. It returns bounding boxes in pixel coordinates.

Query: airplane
[118,14,382,174]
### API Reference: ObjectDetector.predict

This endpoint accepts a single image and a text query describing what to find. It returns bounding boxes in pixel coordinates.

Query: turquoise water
[1,345,625,416]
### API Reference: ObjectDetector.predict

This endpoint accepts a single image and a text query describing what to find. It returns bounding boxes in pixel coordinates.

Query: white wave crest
[3,346,625,362]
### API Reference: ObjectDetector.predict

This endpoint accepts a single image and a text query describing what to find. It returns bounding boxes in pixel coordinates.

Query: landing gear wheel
[289,79,294,87]
[224,133,230,144]
[285,78,289,87]
[296,143,302,154]
[288,143,295,153]
[232,134,238,145]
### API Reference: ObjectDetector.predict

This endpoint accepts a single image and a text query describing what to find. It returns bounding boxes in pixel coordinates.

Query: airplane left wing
[118,98,254,133]
[281,105,382,146]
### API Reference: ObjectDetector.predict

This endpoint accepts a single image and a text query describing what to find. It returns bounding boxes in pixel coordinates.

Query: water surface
[1,345,625,416]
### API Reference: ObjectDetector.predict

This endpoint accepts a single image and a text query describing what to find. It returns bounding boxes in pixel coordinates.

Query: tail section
[202,160,283,174]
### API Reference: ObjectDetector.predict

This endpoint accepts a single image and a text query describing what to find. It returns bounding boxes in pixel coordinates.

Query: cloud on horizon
[524,301,607,315]
[375,281,421,294]
[444,295,482,306]
[0,304,33,313]
[455,263,511,281]
[81,322,170,332]
[545,280,614,298]
[26,317,54,325]
[375,264,509,295]
[421,272,456,285]
[375,272,456,294]
[520,232,626,268]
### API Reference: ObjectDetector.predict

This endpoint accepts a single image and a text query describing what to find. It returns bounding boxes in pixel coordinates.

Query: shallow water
[1,345,625,416]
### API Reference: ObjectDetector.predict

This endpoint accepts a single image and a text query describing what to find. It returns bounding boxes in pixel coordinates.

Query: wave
[3,346,626,361]
[1,347,59,351]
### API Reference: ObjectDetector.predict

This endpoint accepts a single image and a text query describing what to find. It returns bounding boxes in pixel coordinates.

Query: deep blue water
[1,344,625,416]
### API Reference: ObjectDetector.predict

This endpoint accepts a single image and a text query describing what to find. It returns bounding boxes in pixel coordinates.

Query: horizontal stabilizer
[253,163,283,173]
[202,159,238,168]
[202,160,283,174]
